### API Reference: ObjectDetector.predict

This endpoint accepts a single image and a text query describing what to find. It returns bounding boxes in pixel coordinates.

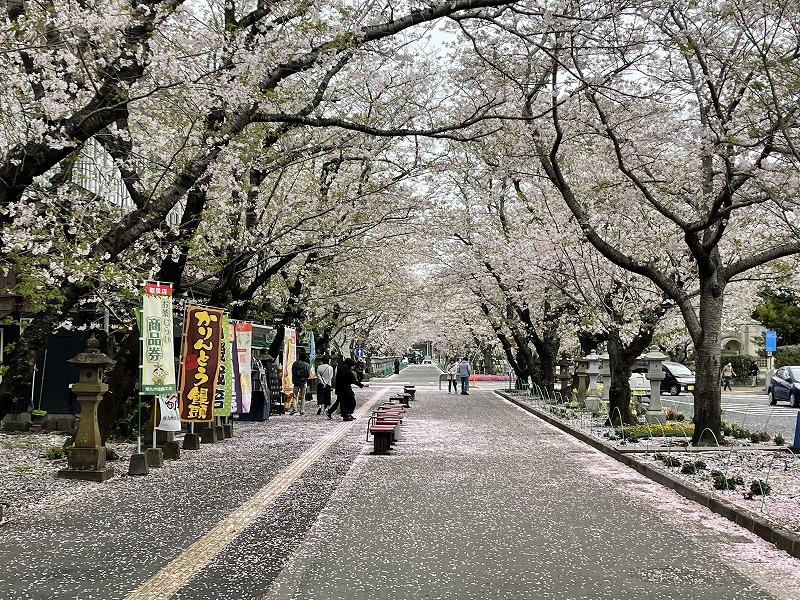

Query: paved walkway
[3,383,800,599]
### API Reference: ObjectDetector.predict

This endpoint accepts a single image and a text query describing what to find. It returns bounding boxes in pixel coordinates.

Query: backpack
[292,360,310,383]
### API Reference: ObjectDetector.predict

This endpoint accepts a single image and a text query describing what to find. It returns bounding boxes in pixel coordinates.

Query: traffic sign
[766,330,777,353]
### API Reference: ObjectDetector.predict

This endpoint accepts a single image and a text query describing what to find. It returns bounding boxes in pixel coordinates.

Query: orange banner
[179,306,224,422]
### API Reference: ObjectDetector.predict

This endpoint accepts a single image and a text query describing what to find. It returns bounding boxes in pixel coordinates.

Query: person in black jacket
[327,358,366,421]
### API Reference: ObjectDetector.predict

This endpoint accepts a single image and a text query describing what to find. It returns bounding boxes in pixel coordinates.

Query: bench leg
[373,431,392,455]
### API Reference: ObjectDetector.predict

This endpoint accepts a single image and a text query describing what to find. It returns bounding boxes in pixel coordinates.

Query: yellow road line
[124,390,387,600]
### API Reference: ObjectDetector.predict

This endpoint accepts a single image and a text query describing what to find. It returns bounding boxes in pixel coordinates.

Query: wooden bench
[438,373,449,390]
[368,424,396,454]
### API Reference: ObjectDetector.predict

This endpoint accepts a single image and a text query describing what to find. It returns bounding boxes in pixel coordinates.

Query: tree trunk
[692,289,724,445]
[607,330,652,426]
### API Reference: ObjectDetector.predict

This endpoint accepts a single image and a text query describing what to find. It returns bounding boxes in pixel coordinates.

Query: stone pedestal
[59,447,114,482]
[163,441,181,460]
[128,453,149,475]
[200,427,218,444]
[145,447,164,468]
[156,430,174,447]
[182,433,200,450]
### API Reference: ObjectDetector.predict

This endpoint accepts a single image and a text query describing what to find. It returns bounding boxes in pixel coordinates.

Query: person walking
[458,356,472,395]
[327,358,367,421]
[394,358,400,375]
[447,361,459,394]
[315,356,334,415]
[289,352,311,415]
[748,360,759,388]
[722,362,736,392]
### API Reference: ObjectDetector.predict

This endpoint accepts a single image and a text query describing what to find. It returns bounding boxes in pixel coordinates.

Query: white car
[422,356,433,364]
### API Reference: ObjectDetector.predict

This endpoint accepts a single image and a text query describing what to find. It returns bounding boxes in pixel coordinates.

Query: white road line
[123,389,389,600]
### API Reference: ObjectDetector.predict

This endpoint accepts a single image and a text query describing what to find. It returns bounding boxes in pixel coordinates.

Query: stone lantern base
[645,409,667,424]
[58,448,114,482]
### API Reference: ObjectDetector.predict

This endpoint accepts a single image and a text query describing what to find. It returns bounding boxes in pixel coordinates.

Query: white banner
[156,393,181,432]
[141,282,177,394]
[235,322,253,413]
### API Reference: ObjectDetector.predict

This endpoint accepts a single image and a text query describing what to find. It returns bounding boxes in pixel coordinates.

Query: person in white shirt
[315,356,335,415]
[447,361,459,394]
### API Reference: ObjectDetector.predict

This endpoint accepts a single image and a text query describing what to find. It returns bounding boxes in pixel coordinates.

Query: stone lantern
[584,349,601,414]
[558,352,572,402]
[58,335,116,482]
[643,345,668,424]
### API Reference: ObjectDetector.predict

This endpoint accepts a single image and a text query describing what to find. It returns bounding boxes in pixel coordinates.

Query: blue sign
[766,330,777,352]
[354,347,365,358]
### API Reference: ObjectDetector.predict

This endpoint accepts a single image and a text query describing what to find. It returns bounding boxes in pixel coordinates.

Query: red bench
[369,424,396,454]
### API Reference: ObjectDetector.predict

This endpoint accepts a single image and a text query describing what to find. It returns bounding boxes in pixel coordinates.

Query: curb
[496,390,800,559]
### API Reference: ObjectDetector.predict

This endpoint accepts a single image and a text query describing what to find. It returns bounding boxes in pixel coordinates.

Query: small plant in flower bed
[749,479,771,496]
[722,420,752,440]
[652,452,681,467]
[616,422,694,441]
[680,459,707,474]
[105,446,120,461]
[44,446,64,460]
[749,431,771,443]
[774,433,786,446]
[710,469,744,490]
[665,409,685,421]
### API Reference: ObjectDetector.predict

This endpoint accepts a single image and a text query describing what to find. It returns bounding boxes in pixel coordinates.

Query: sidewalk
[3,386,800,599]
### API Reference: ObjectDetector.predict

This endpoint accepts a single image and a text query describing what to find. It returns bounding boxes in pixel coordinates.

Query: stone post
[58,336,116,482]
[576,357,588,403]
[599,351,611,413]
[558,353,572,403]
[643,345,668,424]
[584,350,601,414]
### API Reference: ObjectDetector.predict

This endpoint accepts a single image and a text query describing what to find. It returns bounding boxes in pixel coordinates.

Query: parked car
[768,366,800,407]
[631,361,696,396]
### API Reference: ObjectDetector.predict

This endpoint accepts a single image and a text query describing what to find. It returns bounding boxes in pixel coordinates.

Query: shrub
[681,459,706,474]
[105,447,120,461]
[749,431,771,443]
[774,433,786,446]
[711,469,744,490]
[750,479,771,496]
[44,447,64,460]
[662,455,682,468]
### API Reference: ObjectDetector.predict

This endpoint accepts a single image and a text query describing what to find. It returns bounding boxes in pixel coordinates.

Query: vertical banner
[309,332,316,379]
[231,323,241,414]
[213,314,232,418]
[179,306,224,422]
[282,327,296,395]
[235,322,253,413]
[156,393,181,432]
[141,282,177,394]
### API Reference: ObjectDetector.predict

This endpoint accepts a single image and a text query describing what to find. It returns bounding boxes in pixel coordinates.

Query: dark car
[631,361,696,396]
[768,366,800,407]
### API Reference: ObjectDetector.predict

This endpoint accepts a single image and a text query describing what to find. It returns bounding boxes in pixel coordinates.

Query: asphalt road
[660,390,800,442]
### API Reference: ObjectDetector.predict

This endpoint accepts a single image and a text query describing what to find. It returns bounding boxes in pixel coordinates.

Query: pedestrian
[447,360,459,394]
[394,358,400,375]
[722,362,736,391]
[327,357,367,421]
[355,359,365,383]
[289,351,311,415]
[315,356,334,415]
[748,359,759,388]
[457,356,472,395]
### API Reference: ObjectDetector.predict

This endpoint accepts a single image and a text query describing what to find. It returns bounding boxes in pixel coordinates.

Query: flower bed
[503,390,800,535]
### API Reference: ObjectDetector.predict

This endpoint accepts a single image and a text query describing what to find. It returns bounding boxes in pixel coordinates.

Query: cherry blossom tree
[449,0,800,442]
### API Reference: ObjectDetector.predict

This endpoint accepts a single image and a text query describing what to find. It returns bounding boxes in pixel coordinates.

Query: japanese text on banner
[179,306,223,422]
